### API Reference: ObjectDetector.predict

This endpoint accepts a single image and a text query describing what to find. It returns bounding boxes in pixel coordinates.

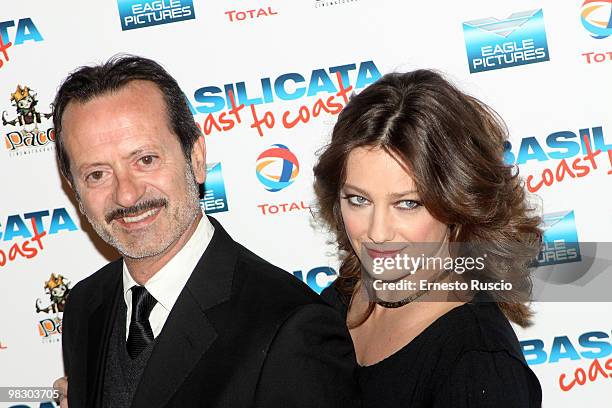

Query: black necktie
[126,285,157,359]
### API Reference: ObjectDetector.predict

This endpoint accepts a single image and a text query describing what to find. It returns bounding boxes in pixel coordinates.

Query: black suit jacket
[62,216,360,407]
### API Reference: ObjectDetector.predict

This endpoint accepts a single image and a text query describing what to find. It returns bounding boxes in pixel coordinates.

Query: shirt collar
[123,212,215,311]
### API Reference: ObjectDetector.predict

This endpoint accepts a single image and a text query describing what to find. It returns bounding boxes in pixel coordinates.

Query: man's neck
[124,211,203,285]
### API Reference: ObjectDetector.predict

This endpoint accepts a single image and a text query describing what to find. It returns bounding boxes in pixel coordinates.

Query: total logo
[199,162,229,214]
[2,85,55,157]
[580,1,612,64]
[521,330,612,392]
[463,9,550,73]
[581,0,612,38]
[0,208,78,269]
[35,274,71,344]
[293,266,337,294]
[504,126,612,192]
[256,144,299,192]
[255,144,310,216]
[225,7,277,22]
[117,0,196,31]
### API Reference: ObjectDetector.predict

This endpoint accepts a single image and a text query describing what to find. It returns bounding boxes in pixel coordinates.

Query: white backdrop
[1,0,611,406]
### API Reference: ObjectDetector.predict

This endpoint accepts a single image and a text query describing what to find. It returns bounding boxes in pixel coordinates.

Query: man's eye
[87,171,104,182]
[139,155,156,165]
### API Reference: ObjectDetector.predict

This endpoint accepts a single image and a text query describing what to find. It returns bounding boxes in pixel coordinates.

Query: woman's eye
[345,195,369,206]
[396,200,420,210]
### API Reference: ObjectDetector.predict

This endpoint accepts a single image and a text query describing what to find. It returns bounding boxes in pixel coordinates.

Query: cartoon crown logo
[44,273,65,290]
[11,85,31,103]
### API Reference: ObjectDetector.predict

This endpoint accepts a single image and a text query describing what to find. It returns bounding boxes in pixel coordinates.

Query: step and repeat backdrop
[1,0,611,406]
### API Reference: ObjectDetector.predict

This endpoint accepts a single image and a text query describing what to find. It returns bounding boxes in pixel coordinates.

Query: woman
[314,70,543,407]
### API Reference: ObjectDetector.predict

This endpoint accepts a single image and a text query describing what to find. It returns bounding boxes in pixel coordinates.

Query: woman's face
[340,146,448,276]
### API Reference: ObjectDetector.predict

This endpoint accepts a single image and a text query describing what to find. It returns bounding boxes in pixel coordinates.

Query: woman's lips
[365,248,402,259]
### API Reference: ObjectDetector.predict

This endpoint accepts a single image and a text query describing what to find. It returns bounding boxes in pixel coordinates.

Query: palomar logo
[255,144,299,192]
[581,0,612,38]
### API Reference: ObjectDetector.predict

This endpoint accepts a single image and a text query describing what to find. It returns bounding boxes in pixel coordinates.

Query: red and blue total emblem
[256,144,300,192]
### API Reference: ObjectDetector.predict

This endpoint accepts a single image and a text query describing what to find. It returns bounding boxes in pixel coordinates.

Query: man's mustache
[105,198,168,224]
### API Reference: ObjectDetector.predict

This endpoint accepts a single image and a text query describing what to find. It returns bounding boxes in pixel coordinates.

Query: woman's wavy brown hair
[313,70,542,328]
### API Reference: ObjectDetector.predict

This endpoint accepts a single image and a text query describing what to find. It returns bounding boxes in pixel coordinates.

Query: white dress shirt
[122,212,215,339]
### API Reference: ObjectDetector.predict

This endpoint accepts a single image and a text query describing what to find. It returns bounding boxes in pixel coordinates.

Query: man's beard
[80,164,201,259]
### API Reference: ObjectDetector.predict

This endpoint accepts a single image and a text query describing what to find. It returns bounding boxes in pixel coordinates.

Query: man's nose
[113,169,145,208]
[367,207,395,244]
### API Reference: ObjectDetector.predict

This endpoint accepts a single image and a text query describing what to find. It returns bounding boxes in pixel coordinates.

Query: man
[52,55,359,408]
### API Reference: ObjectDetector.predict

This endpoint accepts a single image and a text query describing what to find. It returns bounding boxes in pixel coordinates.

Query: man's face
[61,80,205,259]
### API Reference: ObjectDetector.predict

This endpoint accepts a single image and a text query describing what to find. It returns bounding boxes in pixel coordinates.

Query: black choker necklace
[375,270,448,309]
[376,287,431,308]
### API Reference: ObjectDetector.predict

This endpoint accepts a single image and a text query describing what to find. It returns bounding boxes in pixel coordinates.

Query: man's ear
[191,135,206,184]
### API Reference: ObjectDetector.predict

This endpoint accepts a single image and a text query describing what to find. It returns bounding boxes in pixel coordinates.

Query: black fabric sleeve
[432,350,542,408]
[253,303,361,408]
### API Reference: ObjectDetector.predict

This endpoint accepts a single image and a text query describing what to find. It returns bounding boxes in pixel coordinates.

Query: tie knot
[130,286,157,322]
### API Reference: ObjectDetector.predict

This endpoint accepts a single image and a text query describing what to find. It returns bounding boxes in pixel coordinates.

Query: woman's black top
[321,286,542,407]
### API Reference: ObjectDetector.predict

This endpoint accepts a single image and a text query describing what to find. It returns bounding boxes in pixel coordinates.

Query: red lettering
[227,89,245,124]
[0,34,12,69]
[555,159,575,181]
[588,359,608,381]
[257,204,268,215]
[559,373,576,392]
[282,105,310,129]
[335,71,353,105]
[249,105,275,137]
[581,134,601,169]
[218,111,236,131]
[8,242,26,260]
[324,95,344,115]
[203,113,222,135]
[571,156,591,177]
[30,219,47,250]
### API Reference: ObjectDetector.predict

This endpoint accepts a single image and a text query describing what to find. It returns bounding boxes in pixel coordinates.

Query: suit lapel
[131,216,238,408]
[69,261,122,408]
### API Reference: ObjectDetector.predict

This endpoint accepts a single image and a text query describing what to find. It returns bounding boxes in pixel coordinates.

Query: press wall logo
[225,7,278,22]
[503,126,612,193]
[292,266,337,294]
[117,0,196,31]
[581,0,612,38]
[580,1,612,64]
[0,18,43,70]
[463,9,550,73]
[35,273,71,344]
[2,85,55,157]
[0,208,78,269]
[314,0,358,8]
[199,162,229,214]
[256,144,299,192]
[520,330,612,392]
[538,211,581,266]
